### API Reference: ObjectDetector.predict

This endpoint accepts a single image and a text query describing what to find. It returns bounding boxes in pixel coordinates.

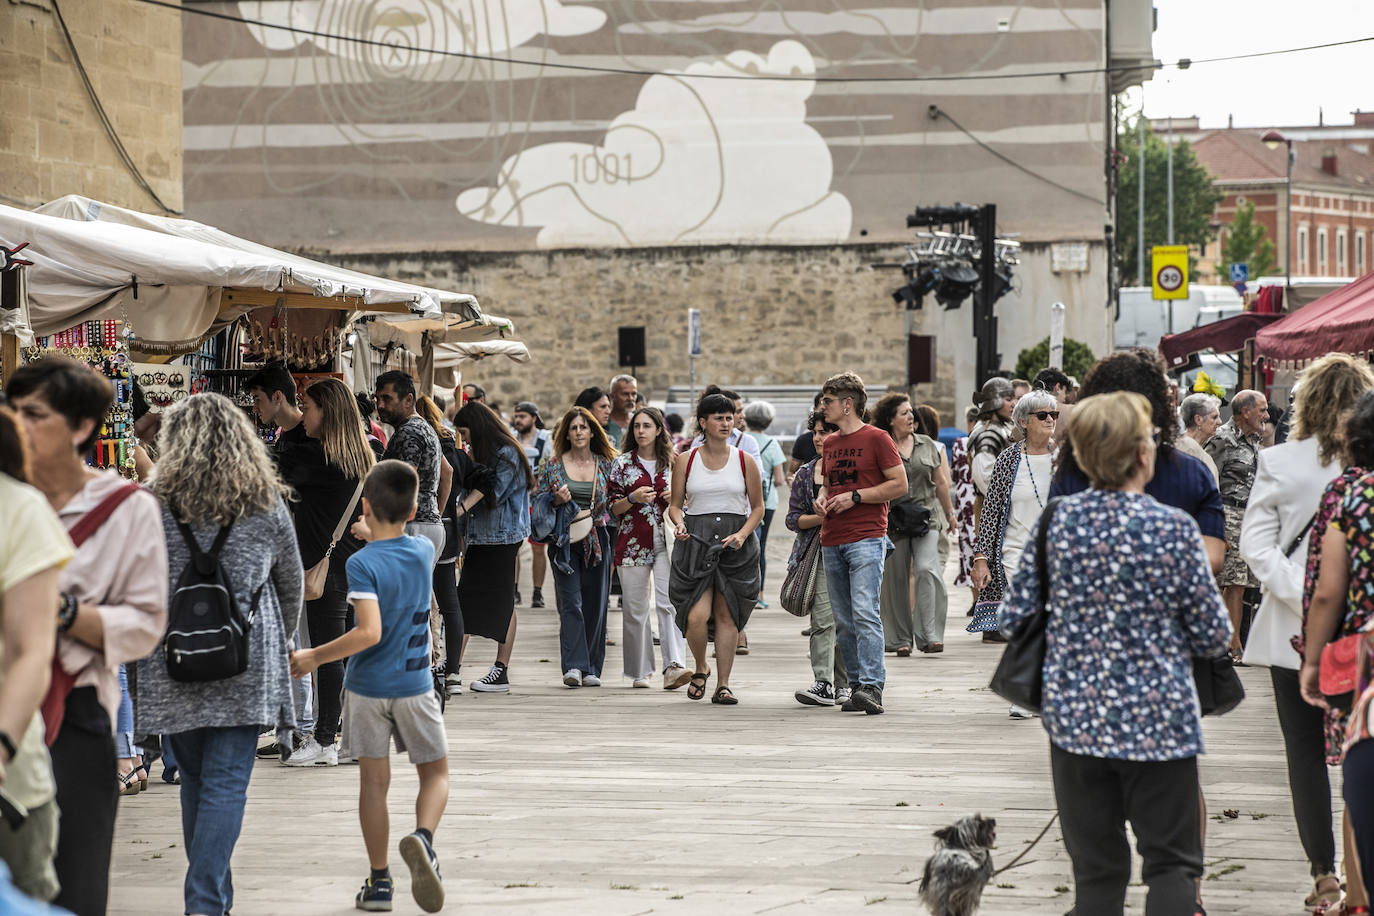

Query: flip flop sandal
[687,671,710,701]
[711,685,738,705]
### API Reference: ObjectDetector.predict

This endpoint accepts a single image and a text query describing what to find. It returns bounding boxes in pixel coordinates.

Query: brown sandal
[686,671,710,701]
[711,685,738,705]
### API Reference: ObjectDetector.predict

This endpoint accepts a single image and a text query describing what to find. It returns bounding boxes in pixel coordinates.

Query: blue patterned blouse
[998,489,1231,762]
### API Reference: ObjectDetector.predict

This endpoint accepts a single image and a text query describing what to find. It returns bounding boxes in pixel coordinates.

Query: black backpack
[165,522,260,683]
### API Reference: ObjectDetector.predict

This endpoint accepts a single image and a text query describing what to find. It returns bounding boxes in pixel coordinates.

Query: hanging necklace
[1021,442,1045,508]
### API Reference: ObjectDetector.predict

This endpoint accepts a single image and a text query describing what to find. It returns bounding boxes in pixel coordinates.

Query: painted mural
[183,0,1108,251]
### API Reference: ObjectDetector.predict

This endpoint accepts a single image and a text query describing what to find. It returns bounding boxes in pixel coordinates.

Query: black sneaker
[513,588,522,607]
[356,873,393,911]
[851,684,885,715]
[470,663,510,693]
[531,587,545,608]
[399,832,444,913]
[257,732,303,759]
[795,680,836,706]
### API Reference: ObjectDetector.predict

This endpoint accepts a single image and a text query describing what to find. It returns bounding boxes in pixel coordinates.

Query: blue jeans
[115,665,137,758]
[168,725,260,916]
[553,527,611,677]
[822,536,889,690]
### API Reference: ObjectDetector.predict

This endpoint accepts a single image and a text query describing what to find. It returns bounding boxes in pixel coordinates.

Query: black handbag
[888,501,932,539]
[988,497,1060,712]
[1193,653,1245,716]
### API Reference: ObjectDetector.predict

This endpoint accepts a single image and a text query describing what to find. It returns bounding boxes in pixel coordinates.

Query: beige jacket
[55,471,168,727]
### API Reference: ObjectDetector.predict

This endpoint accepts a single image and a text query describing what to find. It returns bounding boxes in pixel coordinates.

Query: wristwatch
[57,593,78,632]
[851,490,862,505]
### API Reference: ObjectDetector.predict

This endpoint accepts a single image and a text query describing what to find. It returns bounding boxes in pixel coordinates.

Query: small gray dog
[918,814,997,916]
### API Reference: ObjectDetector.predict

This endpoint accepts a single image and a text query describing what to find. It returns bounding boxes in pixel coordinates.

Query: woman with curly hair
[536,407,618,687]
[136,392,303,916]
[1240,354,1374,912]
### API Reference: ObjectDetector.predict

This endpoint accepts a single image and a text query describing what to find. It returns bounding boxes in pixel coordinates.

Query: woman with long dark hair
[140,392,303,916]
[417,395,473,697]
[573,387,612,433]
[452,401,533,693]
[276,378,376,766]
[7,357,167,916]
[666,393,764,704]
[536,407,617,687]
[609,407,690,688]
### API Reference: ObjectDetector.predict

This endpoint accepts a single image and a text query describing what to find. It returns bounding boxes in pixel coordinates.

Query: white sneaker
[563,669,583,687]
[445,673,463,697]
[283,736,326,766]
[1008,705,1036,719]
[835,687,852,706]
[582,674,601,687]
[663,665,693,690]
[632,677,651,688]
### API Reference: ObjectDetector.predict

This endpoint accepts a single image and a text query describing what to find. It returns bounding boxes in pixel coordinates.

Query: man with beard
[375,370,451,564]
[606,375,638,446]
[511,401,551,608]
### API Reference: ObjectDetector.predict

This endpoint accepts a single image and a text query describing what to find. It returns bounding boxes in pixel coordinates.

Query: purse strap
[1035,497,1061,609]
[325,482,365,559]
[1284,511,1319,558]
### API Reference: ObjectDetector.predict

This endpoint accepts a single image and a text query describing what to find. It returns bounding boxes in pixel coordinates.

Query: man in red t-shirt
[816,371,907,714]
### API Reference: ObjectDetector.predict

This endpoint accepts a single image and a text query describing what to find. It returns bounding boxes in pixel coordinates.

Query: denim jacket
[465,444,531,546]
[535,455,614,567]
[530,491,580,576]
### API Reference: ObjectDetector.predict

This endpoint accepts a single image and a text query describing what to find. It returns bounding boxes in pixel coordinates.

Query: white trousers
[618,537,685,678]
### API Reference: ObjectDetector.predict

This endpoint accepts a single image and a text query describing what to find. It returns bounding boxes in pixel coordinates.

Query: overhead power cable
[52,0,182,214]
[927,105,1106,206]
[142,0,1373,85]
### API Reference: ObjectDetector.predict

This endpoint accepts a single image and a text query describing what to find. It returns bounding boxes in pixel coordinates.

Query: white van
[1115,285,1244,351]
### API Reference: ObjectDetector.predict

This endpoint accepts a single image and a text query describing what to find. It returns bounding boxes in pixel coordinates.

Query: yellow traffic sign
[1152,245,1189,300]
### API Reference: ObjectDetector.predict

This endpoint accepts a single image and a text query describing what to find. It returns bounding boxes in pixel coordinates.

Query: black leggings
[52,687,117,916]
[1271,666,1337,875]
[305,560,349,746]
[1344,739,1374,886]
[435,559,463,674]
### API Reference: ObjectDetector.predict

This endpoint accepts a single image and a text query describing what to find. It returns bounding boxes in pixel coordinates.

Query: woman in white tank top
[666,393,764,704]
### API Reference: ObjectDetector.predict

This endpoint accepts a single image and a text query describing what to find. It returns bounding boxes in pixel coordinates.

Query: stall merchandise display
[23,319,137,477]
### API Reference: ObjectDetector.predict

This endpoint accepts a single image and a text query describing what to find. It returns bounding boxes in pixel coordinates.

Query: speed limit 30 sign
[1151,245,1189,300]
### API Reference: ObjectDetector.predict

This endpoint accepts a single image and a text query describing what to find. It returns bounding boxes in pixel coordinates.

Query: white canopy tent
[4,197,483,354]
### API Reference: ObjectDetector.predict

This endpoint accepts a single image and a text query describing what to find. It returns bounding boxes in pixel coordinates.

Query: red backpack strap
[67,483,143,547]
[684,447,698,485]
[738,449,746,478]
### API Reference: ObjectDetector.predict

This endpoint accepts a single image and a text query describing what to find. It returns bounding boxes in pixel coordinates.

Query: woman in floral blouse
[1000,392,1230,916]
[608,407,692,690]
[534,407,616,688]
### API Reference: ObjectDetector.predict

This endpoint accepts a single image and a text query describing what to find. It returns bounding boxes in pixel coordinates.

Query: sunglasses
[1032,410,1059,421]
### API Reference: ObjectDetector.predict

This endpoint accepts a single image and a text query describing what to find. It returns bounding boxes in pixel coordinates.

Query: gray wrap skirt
[669,512,760,634]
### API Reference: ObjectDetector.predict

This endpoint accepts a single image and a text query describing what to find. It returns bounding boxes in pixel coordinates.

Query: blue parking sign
[1229,263,1248,283]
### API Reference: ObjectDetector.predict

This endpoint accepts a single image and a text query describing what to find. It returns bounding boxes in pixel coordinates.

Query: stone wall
[0,0,183,211]
[336,243,1041,421]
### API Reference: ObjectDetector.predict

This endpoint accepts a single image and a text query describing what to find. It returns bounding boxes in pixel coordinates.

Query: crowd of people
[8,346,1374,915]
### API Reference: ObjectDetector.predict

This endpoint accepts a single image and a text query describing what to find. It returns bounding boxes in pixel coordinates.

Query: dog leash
[991,811,1060,877]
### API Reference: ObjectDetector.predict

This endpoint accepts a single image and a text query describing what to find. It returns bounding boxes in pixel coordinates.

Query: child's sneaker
[399,831,445,913]
[355,873,393,911]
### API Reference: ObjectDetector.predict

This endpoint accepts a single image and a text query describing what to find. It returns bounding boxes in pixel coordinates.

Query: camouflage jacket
[1203,419,1260,506]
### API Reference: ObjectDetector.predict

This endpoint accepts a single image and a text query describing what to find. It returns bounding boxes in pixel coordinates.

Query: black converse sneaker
[795,680,837,706]
[470,663,510,693]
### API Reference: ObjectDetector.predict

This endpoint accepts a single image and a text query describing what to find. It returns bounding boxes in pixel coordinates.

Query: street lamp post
[1262,129,1294,306]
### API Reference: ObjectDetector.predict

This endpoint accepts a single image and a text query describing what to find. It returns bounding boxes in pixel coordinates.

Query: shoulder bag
[888,502,932,539]
[41,482,143,745]
[780,530,822,617]
[304,481,363,601]
[988,497,1060,712]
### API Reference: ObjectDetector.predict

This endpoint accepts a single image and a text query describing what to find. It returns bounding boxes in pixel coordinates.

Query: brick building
[1160,115,1374,284]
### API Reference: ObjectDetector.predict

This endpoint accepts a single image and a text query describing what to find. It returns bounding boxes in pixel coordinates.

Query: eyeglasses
[1032,410,1059,421]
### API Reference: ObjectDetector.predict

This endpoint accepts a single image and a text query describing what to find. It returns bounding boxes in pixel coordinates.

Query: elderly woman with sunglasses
[971,390,1058,716]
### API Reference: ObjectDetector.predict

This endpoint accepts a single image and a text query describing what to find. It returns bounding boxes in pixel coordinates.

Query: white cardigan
[1238,436,1341,669]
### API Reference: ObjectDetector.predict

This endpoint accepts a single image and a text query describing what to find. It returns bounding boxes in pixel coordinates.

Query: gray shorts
[343,689,447,765]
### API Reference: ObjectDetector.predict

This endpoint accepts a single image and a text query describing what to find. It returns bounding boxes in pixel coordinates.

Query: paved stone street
[110,540,1323,915]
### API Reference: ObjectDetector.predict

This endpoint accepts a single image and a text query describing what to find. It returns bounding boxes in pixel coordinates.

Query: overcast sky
[1128,0,1374,128]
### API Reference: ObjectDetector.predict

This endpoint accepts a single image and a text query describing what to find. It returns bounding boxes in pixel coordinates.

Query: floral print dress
[950,437,978,589]
[1302,467,1374,763]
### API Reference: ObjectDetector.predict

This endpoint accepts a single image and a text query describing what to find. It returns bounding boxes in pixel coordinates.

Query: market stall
[1255,271,1374,367]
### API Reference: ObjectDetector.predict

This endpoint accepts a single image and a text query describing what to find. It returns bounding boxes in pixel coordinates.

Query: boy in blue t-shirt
[291,460,449,913]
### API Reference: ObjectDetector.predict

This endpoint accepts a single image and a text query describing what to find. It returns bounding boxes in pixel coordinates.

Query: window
[1318,228,1328,275]
[1298,226,1309,274]
[1358,231,1367,275]
[1338,228,1348,275]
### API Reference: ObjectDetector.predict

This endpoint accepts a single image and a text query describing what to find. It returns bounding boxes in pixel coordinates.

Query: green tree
[1014,336,1096,383]
[1116,118,1225,284]
[1218,199,1278,280]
